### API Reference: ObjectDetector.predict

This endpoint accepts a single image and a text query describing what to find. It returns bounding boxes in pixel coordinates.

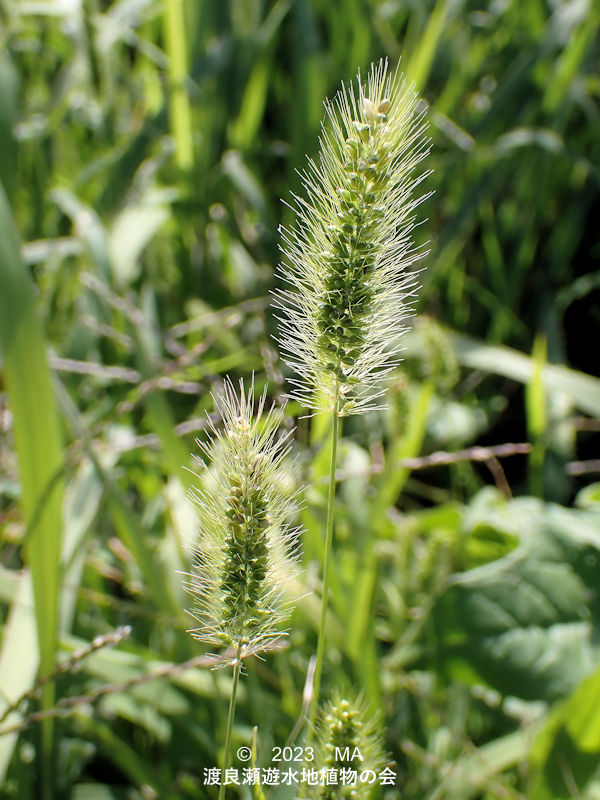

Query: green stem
[308,397,341,736]
[218,646,242,800]
[163,0,193,170]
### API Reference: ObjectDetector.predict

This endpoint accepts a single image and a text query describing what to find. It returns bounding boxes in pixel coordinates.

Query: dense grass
[1,1,599,798]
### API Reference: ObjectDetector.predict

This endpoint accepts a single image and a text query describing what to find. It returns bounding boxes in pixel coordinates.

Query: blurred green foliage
[0,0,599,798]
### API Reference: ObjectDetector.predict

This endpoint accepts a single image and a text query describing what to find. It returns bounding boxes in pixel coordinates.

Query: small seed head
[184,378,301,659]
[303,690,389,798]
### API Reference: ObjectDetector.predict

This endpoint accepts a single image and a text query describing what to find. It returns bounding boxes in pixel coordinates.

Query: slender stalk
[308,395,341,735]
[218,645,242,800]
[163,0,193,170]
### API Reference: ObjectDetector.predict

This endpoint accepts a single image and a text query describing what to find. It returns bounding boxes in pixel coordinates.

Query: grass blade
[526,334,548,497]
[0,182,64,795]
[405,329,600,417]
[0,576,38,782]
[163,0,193,170]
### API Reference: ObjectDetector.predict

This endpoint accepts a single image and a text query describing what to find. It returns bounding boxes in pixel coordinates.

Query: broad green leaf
[529,667,600,799]
[433,491,600,700]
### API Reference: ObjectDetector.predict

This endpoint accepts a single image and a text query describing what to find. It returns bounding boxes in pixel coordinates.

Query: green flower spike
[274,58,431,416]
[184,378,300,661]
[303,691,388,799]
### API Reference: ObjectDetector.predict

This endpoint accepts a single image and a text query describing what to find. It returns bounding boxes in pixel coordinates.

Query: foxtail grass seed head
[274,59,431,415]
[184,378,300,661]
[303,690,388,798]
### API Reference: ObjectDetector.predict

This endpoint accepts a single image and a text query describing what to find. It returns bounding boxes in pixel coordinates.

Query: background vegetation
[1,0,599,798]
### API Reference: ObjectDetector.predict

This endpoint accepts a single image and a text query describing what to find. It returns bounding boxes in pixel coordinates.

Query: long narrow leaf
[0,182,64,791]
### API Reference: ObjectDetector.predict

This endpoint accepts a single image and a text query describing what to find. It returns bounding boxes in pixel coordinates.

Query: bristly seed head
[184,378,301,661]
[303,690,389,798]
[273,58,431,416]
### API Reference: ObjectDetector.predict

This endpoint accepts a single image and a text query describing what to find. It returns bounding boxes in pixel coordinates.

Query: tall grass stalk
[218,644,242,800]
[274,59,430,725]
[309,397,340,735]
[163,0,193,170]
